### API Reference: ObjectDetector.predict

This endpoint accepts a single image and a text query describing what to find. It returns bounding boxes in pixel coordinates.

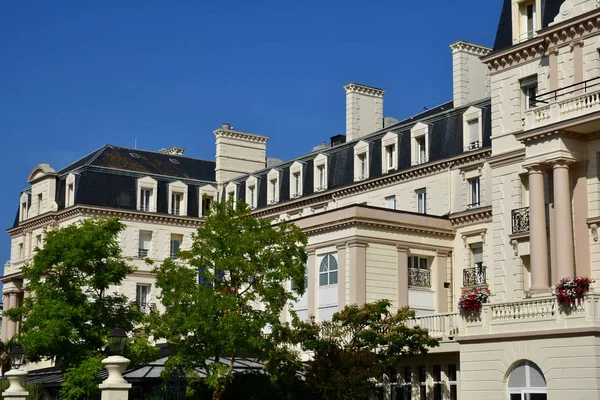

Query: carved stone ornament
[560,2,574,19]
[591,223,599,242]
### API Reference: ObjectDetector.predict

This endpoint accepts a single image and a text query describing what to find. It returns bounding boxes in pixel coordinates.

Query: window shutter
[140,231,152,250]
[472,246,483,264]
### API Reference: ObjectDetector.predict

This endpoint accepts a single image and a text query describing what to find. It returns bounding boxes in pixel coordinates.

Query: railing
[463,266,486,287]
[170,208,180,216]
[490,297,555,321]
[466,202,480,210]
[467,141,480,150]
[511,207,530,234]
[138,248,149,257]
[408,268,430,288]
[405,312,459,339]
[532,76,600,107]
[136,302,156,314]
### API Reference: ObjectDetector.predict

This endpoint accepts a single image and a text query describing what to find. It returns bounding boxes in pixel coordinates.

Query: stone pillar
[549,49,558,90]
[397,246,409,308]
[306,249,316,317]
[528,166,550,293]
[336,243,347,308]
[2,369,29,400]
[348,240,368,305]
[553,161,575,280]
[436,252,448,313]
[6,293,17,341]
[99,356,131,400]
[1,297,9,343]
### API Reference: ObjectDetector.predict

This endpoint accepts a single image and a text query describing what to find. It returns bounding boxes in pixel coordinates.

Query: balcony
[511,207,530,234]
[138,248,149,258]
[463,266,486,287]
[524,76,600,130]
[136,302,156,314]
[405,312,459,340]
[408,268,430,288]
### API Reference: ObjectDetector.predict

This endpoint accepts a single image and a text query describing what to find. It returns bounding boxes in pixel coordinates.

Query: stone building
[4,0,600,399]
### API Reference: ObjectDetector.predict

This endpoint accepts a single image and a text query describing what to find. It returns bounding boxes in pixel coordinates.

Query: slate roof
[493,0,564,52]
[228,98,492,211]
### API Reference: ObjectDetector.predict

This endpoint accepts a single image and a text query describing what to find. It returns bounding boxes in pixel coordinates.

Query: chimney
[449,41,492,108]
[344,83,385,141]
[158,147,185,155]
[214,124,268,190]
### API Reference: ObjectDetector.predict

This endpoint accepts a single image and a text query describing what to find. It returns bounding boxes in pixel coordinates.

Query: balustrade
[511,207,530,234]
[408,268,430,288]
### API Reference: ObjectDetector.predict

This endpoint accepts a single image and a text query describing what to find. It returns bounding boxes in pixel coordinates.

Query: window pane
[527,394,547,400]
[319,257,329,273]
[448,364,457,381]
[329,271,338,285]
[471,245,483,264]
[433,365,441,381]
[418,366,426,383]
[508,362,527,388]
[450,386,457,400]
[510,395,522,400]
[328,255,338,271]
[419,258,428,270]
[529,363,546,387]
[468,120,479,143]
[319,273,328,286]
[433,385,442,400]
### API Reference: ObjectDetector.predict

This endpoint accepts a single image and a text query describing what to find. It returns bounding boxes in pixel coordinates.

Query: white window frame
[385,195,396,210]
[136,284,152,313]
[168,180,188,216]
[267,169,281,204]
[138,230,152,258]
[463,106,483,151]
[199,184,218,217]
[137,176,158,213]
[507,361,547,399]
[36,193,43,215]
[290,161,304,198]
[65,173,76,207]
[314,153,328,191]
[512,0,541,44]
[416,188,427,214]
[225,182,238,206]
[245,176,258,209]
[411,122,430,166]
[19,192,28,222]
[318,254,338,287]
[381,131,399,173]
[354,140,370,182]
[521,75,538,110]
[170,233,183,259]
[468,177,481,208]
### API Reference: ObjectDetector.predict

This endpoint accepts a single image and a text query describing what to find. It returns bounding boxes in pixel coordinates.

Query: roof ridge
[106,144,215,164]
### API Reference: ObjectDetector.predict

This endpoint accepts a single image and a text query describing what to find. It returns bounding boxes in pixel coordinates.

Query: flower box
[555,276,594,307]
[458,287,492,313]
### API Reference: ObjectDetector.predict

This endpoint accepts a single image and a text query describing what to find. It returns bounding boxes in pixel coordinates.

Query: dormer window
[65,173,76,208]
[20,200,27,222]
[168,181,188,216]
[513,0,540,44]
[381,132,399,173]
[37,193,43,215]
[314,153,328,191]
[267,169,281,204]
[386,145,396,169]
[140,189,153,211]
[248,185,256,208]
[170,192,183,215]
[293,173,301,196]
[199,185,218,217]
[463,106,483,151]
[354,140,370,182]
[522,1,536,40]
[411,123,430,166]
[290,161,304,198]
[137,176,158,212]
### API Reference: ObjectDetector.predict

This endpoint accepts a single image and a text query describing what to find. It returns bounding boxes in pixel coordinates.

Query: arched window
[319,254,338,286]
[508,361,546,400]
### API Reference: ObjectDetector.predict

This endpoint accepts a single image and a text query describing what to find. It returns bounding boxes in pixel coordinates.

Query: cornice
[483,11,600,74]
[8,206,204,236]
[488,148,526,169]
[449,206,493,229]
[449,40,492,56]
[343,83,385,97]
[213,129,269,143]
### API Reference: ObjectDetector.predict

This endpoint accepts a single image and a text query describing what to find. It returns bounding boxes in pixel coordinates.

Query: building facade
[4,0,600,399]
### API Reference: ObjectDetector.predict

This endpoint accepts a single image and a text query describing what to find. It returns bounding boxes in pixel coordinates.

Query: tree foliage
[288,300,439,400]
[6,217,157,400]
[148,200,308,400]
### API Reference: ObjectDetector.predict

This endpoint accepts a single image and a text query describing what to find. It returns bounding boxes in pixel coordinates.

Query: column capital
[335,242,347,250]
[305,247,316,255]
[525,164,545,174]
[347,239,369,248]
[551,159,575,169]
[396,244,409,252]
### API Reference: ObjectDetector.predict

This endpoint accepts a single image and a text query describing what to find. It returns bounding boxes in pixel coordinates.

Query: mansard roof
[58,144,216,182]
[493,0,564,52]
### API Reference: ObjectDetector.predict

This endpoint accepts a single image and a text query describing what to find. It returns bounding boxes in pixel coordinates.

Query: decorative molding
[449,40,492,56]
[591,223,599,242]
[461,228,487,248]
[449,206,493,228]
[487,148,526,169]
[213,128,269,144]
[343,83,385,97]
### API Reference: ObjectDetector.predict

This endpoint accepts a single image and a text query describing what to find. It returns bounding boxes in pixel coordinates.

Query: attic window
[169,158,180,164]
[130,153,140,158]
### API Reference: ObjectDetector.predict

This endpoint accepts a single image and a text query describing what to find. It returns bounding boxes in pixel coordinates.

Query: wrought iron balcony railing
[511,207,530,234]
[463,266,486,287]
[408,268,430,288]
[138,248,149,257]
[136,302,156,314]
[531,76,600,108]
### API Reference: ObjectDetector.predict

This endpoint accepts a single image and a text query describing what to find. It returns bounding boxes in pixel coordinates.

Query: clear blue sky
[0,0,502,275]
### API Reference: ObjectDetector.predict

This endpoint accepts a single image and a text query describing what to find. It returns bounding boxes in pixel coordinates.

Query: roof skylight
[130,153,140,158]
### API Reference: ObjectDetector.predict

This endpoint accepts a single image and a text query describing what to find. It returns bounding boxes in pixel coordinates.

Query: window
[418,366,426,400]
[201,194,213,216]
[140,189,153,212]
[448,364,457,400]
[136,284,151,313]
[18,243,23,259]
[267,169,280,204]
[386,195,396,210]
[130,152,140,158]
[358,153,367,180]
[248,185,256,208]
[522,1,536,40]
[20,202,27,221]
[521,75,538,109]
[67,183,74,207]
[270,179,278,204]
[409,256,429,270]
[139,231,152,257]
[417,137,427,164]
[386,144,396,170]
[171,192,183,215]
[37,193,42,214]
[468,177,480,208]
[319,254,338,286]
[508,361,547,400]
[317,165,326,190]
[467,120,480,150]
[170,234,183,259]
[416,188,427,214]
[293,172,301,197]
[433,365,442,400]
[304,264,308,289]
[227,191,235,202]
[169,158,179,164]
[35,234,42,250]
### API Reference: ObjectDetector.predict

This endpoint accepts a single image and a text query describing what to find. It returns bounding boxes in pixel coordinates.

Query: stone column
[6,293,17,341]
[2,369,29,400]
[306,249,316,317]
[397,246,409,308]
[528,166,550,293]
[436,252,448,313]
[1,297,9,343]
[348,240,367,305]
[336,243,347,308]
[553,160,575,280]
[99,356,131,400]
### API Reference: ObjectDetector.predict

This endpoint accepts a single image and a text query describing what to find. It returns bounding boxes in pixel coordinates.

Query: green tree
[148,200,308,400]
[6,217,157,400]
[289,300,439,400]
